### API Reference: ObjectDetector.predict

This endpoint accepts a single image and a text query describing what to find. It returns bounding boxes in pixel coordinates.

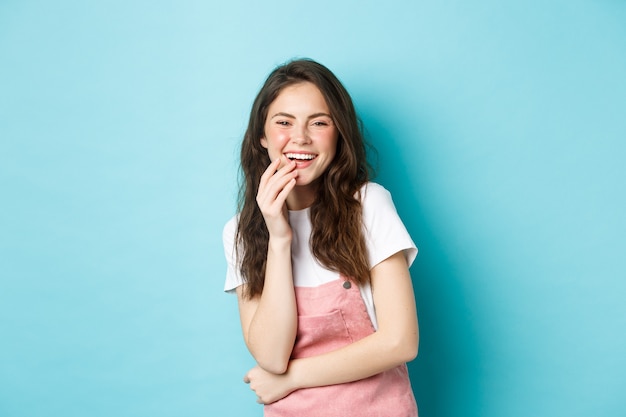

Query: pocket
[292,309,353,359]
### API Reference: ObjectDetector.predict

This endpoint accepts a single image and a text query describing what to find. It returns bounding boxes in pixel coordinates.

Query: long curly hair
[236,59,373,299]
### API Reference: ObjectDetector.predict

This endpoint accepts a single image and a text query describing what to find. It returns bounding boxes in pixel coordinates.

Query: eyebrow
[270,112,333,120]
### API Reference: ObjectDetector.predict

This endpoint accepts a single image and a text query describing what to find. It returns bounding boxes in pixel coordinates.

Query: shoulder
[359,182,395,210]
[223,214,244,292]
[223,213,239,233]
[222,214,239,248]
[358,182,418,268]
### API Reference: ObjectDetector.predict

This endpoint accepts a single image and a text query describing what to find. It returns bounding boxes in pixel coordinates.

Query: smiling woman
[261,82,338,210]
[222,59,420,417]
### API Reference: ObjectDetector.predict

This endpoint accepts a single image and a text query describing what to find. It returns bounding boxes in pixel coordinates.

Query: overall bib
[265,278,418,417]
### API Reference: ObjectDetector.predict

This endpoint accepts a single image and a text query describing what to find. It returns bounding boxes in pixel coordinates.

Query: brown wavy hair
[236,59,373,299]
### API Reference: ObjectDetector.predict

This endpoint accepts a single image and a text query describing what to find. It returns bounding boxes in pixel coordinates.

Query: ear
[260,137,268,149]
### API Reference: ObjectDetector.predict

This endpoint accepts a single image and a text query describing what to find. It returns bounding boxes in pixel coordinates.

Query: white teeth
[285,153,316,160]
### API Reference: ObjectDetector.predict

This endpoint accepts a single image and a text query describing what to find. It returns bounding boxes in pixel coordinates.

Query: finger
[268,157,297,180]
[275,178,297,203]
[257,160,292,200]
[257,161,297,207]
[261,177,296,217]
[259,158,282,187]
[277,156,296,172]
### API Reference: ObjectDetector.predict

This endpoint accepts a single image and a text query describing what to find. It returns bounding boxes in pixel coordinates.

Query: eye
[312,120,329,127]
[276,120,291,126]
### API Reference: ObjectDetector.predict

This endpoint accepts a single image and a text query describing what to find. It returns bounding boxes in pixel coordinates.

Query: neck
[286,185,316,211]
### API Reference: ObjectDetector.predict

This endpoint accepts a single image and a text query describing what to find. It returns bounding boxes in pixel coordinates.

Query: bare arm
[237,159,299,374]
[244,251,419,403]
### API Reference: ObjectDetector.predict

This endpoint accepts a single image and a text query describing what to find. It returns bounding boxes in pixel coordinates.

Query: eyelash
[276,121,329,126]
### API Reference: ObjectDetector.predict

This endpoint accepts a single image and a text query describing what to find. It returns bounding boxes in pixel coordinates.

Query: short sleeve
[223,215,244,292]
[361,183,418,269]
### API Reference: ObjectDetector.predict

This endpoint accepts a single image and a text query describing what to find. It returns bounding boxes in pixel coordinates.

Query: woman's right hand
[256,158,298,240]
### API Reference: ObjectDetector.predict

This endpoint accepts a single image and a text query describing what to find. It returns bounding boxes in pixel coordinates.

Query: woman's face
[261,82,339,194]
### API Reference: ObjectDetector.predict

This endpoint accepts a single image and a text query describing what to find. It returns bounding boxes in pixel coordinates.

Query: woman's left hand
[243,364,296,404]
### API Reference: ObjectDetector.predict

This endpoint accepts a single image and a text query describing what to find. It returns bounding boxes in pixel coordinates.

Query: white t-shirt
[222,182,417,329]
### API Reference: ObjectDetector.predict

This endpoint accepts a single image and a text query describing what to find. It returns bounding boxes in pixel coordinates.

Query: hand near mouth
[256,158,298,241]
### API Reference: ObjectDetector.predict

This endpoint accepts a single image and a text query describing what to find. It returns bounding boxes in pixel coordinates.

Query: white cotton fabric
[222,182,417,329]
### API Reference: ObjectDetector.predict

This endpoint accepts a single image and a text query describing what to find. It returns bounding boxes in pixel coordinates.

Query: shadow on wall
[358,91,489,417]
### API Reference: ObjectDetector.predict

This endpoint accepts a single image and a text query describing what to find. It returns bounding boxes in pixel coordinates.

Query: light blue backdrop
[1,1,624,416]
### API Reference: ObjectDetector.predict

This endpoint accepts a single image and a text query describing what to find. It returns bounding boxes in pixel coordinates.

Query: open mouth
[285,153,317,161]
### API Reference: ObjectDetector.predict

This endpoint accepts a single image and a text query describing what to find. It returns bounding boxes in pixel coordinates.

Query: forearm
[245,237,297,374]
[287,325,418,390]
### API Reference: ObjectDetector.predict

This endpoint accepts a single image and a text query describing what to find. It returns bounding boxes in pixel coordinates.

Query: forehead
[268,82,330,113]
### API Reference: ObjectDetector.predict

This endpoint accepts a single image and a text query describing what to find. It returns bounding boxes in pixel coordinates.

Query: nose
[291,124,311,145]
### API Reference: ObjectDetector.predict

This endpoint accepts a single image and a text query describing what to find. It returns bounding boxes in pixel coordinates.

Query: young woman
[223,59,419,416]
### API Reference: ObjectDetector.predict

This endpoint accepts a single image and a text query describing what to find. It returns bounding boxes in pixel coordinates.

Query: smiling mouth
[285,153,317,161]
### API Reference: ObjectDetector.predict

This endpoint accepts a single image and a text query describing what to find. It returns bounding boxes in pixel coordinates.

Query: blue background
[1,1,625,416]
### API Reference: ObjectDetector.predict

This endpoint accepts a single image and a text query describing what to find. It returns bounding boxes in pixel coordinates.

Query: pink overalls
[265,278,418,417]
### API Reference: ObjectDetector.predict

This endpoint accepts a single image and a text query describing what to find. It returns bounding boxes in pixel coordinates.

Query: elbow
[407,332,420,362]
[389,333,419,364]
[404,338,419,362]
[251,348,291,374]
[245,335,294,375]
[257,358,289,375]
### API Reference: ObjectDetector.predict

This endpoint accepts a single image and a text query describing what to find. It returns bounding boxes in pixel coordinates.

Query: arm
[237,159,299,374]
[244,251,419,403]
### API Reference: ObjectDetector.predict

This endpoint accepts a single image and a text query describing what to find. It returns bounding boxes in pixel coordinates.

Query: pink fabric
[265,278,418,417]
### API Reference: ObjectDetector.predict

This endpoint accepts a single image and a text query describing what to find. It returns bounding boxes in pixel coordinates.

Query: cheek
[262,134,289,162]
[265,132,290,150]
[322,132,339,155]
